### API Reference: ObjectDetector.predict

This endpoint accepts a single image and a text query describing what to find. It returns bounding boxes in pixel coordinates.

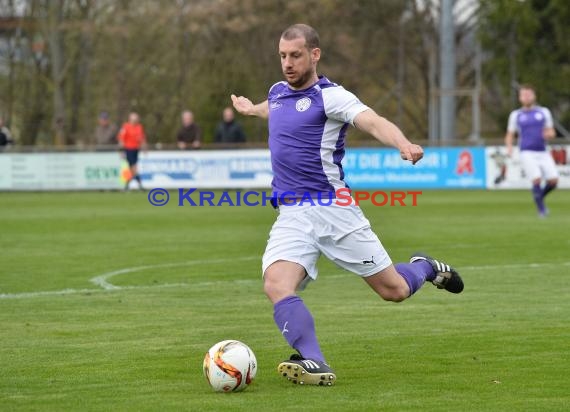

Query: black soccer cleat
[410,252,464,294]
[277,354,336,386]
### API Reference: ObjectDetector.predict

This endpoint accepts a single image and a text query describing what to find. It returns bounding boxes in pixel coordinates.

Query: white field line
[0,256,258,300]
[0,259,567,300]
[461,262,570,271]
[90,256,258,290]
[0,288,96,299]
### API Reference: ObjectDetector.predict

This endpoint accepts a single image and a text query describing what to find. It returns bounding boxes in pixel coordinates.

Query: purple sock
[532,184,546,213]
[273,295,325,362]
[395,260,435,296]
[542,183,556,198]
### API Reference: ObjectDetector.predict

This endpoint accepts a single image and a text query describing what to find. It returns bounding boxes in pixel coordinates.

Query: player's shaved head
[518,84,537,108]
[519,83,536,92]
[281,24,320,50]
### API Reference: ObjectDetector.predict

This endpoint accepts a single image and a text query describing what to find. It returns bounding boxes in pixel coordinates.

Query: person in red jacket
[118,112,147,190]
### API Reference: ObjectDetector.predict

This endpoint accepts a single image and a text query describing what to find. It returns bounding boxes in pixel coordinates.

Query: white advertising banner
[138,150,272,189]
[0,153,122,190]
[5,147,567,191]
[0,150,273,191]
[486,145,570,189]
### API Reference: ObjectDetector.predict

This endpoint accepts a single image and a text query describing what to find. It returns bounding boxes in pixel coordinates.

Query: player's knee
[375,285,409,303]
[262,277,278,299]
[263,274,292,303]
[387,287,409,302]
[263,261,306,303]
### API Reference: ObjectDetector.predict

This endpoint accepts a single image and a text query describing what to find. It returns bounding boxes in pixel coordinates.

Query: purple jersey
[268,76,369,196]
[507,106,553,152]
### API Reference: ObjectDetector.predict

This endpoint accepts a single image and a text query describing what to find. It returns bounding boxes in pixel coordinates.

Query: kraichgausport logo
[147,188,422,207]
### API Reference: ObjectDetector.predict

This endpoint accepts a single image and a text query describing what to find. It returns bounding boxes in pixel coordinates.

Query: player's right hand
[231,94,254,116]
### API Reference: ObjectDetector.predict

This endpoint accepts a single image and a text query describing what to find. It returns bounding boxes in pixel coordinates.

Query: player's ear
[311,47,321,63]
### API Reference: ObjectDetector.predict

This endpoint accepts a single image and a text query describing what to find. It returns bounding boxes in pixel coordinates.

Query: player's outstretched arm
[505,131,515,157]
[231,95,269,119]
[542,107,556,140]
[354,109,423,165]
[505,111,518,157]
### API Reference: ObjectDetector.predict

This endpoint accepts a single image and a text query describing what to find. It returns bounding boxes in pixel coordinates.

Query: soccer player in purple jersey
[505,85,558,217]
[231,24,464,386]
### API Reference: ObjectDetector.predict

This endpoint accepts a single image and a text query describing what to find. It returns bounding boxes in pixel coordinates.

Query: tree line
[0,0,568,147]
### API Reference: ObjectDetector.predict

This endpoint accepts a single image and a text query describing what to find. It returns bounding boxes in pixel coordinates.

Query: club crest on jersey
[534,112,543,120]
[295,97,311,112]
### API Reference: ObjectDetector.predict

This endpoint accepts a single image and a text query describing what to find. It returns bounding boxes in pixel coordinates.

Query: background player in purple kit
[505,84,558,217]
[231,24,464,386]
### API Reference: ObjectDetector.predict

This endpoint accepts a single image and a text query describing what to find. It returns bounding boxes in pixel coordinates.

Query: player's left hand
[400,143,424,165]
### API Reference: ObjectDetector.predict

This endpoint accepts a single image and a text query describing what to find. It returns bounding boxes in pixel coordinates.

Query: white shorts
[262,202,392,290]
[520,150,559,181]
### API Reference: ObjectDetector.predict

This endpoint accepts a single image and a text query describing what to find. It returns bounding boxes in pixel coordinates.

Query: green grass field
[1,189,569,411]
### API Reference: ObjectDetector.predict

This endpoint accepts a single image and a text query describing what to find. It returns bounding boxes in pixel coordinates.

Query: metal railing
[1,136,569,153]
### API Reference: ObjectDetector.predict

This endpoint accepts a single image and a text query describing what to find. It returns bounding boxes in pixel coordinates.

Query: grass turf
[0,189,569,411]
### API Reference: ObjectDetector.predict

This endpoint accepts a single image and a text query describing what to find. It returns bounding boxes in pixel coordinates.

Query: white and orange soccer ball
[203,340,257,392]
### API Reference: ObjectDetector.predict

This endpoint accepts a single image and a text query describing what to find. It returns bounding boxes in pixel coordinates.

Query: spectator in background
[215,107,246,143]
[176,110,201,149]
[118,112,146,191]
[95,111,118,148]
[0,117,13,151]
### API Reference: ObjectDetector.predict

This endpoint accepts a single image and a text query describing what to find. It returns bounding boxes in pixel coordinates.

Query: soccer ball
[203,340,257,392]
